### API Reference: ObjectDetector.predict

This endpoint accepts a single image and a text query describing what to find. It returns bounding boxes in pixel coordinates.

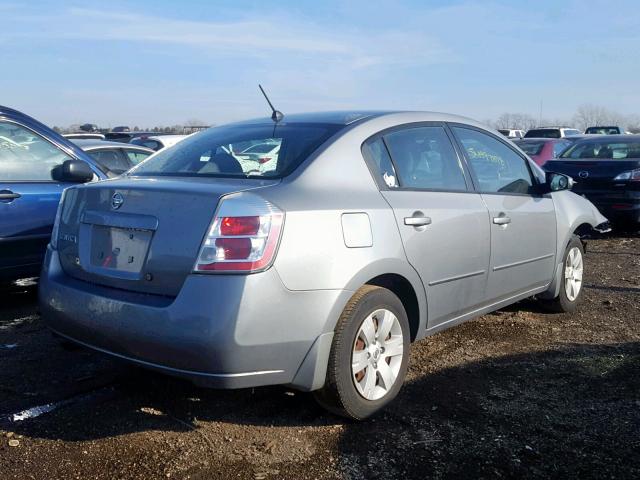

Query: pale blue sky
[1,0,639,127]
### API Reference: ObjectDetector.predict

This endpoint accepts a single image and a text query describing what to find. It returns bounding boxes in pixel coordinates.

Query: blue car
[0,105,107,282]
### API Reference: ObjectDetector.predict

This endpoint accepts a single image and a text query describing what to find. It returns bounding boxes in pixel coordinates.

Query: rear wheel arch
[365,274,420,342]
[340,260,427,341]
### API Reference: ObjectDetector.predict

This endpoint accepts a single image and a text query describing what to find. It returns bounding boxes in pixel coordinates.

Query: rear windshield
[560,140,640,159]
[518,140,545,155]
[525,129,560,139]
[130,123,342,179]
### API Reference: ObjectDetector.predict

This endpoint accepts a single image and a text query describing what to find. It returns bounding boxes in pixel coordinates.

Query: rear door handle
[404,216,432,227]
[0,190,21,201]
[493,215,511,225]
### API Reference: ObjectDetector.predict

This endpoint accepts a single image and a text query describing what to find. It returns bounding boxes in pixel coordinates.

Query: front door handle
[0,190,21,201]
[404,216,432,227]
[493,215,511,225]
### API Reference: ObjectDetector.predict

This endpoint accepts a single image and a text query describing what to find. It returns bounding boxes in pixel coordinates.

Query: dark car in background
[585,126,624,135]
[104,131,157,143]
[514,138,573,166]
[0,105,107,282]
[79,123,99,133]
[71,139,154,177]
[544,135,640,228]
[130,134,187,151]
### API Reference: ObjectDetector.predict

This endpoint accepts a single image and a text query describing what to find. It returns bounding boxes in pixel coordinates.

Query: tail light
[613,168,640,182]
[194,192,284,273]
[258,157,270,164]
[50,188,69,250]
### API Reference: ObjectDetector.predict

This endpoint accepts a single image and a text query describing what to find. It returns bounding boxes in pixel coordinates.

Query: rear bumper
[39,247,350,390]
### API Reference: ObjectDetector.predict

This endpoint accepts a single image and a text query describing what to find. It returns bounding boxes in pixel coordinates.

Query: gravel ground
[0,234,638,479]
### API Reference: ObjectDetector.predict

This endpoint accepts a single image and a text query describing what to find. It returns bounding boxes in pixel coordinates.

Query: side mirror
[52,160,94,183]
[544,171,574,192]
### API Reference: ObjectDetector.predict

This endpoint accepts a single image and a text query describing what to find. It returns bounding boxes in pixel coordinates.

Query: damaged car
[39,111,609,419]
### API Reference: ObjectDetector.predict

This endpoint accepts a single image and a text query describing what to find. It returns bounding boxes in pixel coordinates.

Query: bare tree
[572,104,625,131]
[494,112,537,130]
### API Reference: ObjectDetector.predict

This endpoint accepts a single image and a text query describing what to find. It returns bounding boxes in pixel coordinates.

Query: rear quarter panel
[260,116,430,335]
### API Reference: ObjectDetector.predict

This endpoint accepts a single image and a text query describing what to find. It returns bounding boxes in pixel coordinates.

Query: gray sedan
[40,111,608,419]
[71,139,155,177]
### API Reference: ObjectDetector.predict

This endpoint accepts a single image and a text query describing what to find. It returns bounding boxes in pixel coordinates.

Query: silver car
[39,111,608,419]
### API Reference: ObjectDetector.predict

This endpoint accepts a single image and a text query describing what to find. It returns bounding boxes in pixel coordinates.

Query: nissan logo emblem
[578,171,589,179]
[111,193,124,210]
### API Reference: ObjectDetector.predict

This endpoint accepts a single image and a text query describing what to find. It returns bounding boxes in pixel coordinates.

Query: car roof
[227,110,490,128]
[0,104,28,118]
[568,134,640,144]
[72,139,155,151]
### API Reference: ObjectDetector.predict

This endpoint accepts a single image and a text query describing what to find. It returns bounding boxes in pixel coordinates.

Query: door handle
[493,215,511,225]
[404,216,432,227]
[0,190,21,201]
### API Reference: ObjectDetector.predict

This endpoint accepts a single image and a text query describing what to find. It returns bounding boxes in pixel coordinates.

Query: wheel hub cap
[564,246,583,302]
[352,308,404,401]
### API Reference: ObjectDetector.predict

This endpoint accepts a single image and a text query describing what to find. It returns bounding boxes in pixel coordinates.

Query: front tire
[314,285,410,420]
[540,235,585,313]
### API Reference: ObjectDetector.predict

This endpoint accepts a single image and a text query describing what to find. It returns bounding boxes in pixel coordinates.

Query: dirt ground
[1,234,638,479]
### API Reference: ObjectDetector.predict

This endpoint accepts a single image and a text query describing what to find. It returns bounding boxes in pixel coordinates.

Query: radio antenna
[259,84,284,123]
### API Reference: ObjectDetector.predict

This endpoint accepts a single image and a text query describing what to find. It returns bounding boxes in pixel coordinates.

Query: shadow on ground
[6,341,639,478]
[338,342,640,479]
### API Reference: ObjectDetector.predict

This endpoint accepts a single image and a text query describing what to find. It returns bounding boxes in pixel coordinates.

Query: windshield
[560,140,640,159]
[518,140,545,155]
[130,123,342,179]
[525,129,560,139]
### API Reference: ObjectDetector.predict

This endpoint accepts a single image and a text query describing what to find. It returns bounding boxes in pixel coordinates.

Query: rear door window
[362,138,399,188]
[0,121,73,181]
[380,126,467,191]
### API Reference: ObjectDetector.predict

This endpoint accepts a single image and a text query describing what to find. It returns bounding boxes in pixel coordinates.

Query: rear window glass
[560,141,640,159]
[525,129,561,139]
[130,123,342,179]
[518,140,545,156]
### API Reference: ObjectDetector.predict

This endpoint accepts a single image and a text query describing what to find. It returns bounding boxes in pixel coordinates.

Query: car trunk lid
[56,176,279,296]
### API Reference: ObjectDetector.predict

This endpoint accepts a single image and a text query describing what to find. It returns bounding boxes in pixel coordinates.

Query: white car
[234,142,281,173]
[130,135,188,152]
[497,129,525,139]
[524,127,582,139]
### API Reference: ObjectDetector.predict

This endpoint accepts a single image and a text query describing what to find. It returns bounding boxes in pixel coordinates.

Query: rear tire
[314,285,410,420]
[540,235,585,313]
